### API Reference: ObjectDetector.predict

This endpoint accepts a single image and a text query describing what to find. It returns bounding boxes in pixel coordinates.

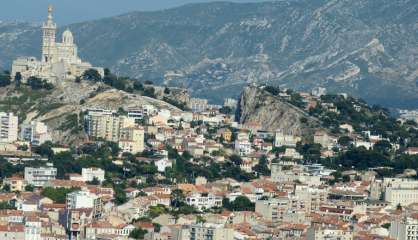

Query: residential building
[390,215,418,240]
[3,176,26,192]
[118,127,145,154]
[187,223,234,240]
[0,112,18,143]
[274,131,301,147]
[85,111,135,142]
[66,191,102,218]
[0,224,24,240]
[20,121,51,146]
[24,166,57,187]
[81,168,105,183]
[307,224,353,240]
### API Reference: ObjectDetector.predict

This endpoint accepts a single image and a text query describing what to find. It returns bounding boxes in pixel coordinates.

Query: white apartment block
[385,187,418,207]
[66,191,102,218]
[390,216,418,240]
[186,223,234,240]
[186,192,223,211]
[81,168,105,183]
[24,166,57,187]
[384,178,418,207]
[274,131,301,147]
[234,139,252,156]
[307,224,353,240]
[271,163,321,186]
[20,121,51,146]
[0,112,18,143]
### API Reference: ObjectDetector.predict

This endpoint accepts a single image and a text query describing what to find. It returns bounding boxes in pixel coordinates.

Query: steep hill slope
[236,85,321,134]
[0,0,417,108]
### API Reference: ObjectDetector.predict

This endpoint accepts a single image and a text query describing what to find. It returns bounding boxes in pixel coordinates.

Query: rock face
[237,86,319,135]
[1,0,418,108]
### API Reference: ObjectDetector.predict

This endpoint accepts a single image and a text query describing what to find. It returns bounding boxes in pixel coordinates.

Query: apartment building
[66,191,102,219]
[186,223,234,240]
[24,166,57,187]
[307,224,353,240]
[118,127,145,154]
[390,215,418,240]
[20,121,51,146]
[85,111,135,142]
[0,112,18,143]
[81,168,105,183]
[384,178,418,207]
[274,131,301,147]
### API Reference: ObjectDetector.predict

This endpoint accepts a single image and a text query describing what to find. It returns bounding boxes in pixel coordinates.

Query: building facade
[24,166,57,187]
[0,112,18,143]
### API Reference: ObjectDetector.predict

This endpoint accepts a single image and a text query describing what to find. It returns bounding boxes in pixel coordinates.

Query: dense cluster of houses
[0,87,417,240]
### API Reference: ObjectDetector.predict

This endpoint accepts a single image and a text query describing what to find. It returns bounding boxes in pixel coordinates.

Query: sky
[1,0,268,25]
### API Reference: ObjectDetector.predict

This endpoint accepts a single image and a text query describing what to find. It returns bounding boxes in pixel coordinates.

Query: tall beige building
[119,127,145,154]
[0,112,18,143]
[85,112,135,142]
[85,111,145,154]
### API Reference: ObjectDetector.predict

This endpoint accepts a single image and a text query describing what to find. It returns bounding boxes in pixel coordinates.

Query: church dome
[62,29,74,44]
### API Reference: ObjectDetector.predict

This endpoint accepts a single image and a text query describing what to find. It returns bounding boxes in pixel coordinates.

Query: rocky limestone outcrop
[236,86,320,135]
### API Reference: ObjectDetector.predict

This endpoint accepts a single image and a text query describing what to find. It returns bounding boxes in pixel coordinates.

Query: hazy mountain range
[0,0,417,108]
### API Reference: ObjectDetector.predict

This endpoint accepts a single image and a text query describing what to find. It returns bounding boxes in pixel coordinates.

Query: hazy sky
[1,0,268,25]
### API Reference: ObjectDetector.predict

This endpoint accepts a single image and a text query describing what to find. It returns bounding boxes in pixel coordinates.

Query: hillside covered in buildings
[1,1,418,240]
[2,63,418,238]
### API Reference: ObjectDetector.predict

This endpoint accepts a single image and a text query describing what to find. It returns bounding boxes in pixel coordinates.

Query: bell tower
[42,5,57,63]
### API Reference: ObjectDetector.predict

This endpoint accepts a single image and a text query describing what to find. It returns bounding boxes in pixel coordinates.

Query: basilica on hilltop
[11,6,104,84]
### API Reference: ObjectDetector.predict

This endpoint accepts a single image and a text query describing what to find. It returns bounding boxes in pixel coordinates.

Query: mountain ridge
[0,0,417,108]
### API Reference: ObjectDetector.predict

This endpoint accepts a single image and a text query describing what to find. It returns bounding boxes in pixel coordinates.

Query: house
[124,188,141,199]
[155,157,172,172]
[3,176,26,192]
[218,128,233,142]
[84,221,134,239]
[314,130,337,149]
[274,131,301,147]
[405,147,418,155]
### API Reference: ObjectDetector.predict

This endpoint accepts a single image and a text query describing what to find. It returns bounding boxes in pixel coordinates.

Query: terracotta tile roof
[47,179,86,188]
[0,223,24,232]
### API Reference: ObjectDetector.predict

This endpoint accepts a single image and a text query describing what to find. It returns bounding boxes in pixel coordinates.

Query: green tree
[143,87,156,98]
[0,201,15,210]
[129,228,148,239]
[82,69,102,82]
[170,189,186,208]
[223,196,255,211]
[374,140,392,154]
[2,184,10,192]
[33,142,54,159]
[25,185,35,192]
[253,155,270,176]
[229,154,243,166]
[41,187,79,203]
[0,71,11,87]
[338,136,353,147]
[14,72,22,87]
[133,81,144,91]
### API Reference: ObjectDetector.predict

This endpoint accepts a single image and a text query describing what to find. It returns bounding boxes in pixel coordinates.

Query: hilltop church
[11,6,103,83]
